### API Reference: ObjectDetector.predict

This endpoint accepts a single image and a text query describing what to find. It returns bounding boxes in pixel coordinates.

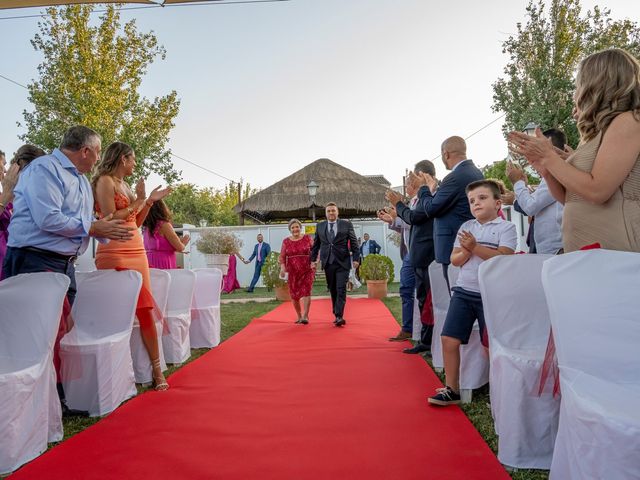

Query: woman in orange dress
[92,142,172,390]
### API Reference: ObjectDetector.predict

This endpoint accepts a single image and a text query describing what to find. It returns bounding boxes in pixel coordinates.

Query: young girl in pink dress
[142,200,190,269]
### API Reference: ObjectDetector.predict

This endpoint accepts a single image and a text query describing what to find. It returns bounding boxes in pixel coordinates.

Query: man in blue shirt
[243,233,271,292]
[2,125,133,416]
[359,233,381,258]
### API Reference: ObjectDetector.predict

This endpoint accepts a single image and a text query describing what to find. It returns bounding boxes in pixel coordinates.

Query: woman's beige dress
[563,131,640,252]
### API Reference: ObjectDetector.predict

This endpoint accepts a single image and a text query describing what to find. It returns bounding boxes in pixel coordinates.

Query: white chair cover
[60,270,141,417]
[0,273,70,475]
[130,269,171,384]
[542,250,640,480]
[428,261,449,370]
[447,265,490,396]
[190,268,223,348]
[162,269,196,364]
[479,254,559,469]
[411,290,421,342]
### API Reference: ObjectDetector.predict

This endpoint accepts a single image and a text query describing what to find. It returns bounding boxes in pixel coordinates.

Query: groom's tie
[329,222,335,242]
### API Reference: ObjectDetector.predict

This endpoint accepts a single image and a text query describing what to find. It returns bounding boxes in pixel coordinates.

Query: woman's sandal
[152,359,169,391]
[300,317,309,325]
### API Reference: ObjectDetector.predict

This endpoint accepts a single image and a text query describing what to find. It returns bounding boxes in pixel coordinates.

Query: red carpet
[11,298,509,480]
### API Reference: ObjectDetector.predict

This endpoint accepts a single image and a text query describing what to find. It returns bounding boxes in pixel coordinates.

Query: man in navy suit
[310,202,360,327]
[359,233,381,258]
[243,233,271,292]
[415,136,484,285]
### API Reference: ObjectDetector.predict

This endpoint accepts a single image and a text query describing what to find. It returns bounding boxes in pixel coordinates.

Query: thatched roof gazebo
[234,158,390,223]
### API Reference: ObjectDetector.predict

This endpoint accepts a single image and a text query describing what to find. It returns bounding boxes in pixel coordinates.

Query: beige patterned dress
[562,131,640,252]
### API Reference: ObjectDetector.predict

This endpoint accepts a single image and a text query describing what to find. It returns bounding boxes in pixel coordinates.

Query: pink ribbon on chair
[537,242,602,397]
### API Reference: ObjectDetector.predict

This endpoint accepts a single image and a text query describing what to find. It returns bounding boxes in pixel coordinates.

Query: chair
[190,268,223,348]
[542,250,640,480]
[479,254,559,469]
[428,261,449,371]
[60,270,141,417]
[129,269,171,384]
[162,269,196,364]
[0,273,70,475]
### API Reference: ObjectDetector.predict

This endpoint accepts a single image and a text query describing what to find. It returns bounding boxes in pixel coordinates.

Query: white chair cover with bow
[190,268,223,348]
[542,250,640,480]
[479,254,559,469]
[162,269,196,364]
[60,270,141,417]
[0,272,70,475]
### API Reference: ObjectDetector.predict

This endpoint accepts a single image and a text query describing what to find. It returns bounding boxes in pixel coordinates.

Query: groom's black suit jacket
[310,219,360,271]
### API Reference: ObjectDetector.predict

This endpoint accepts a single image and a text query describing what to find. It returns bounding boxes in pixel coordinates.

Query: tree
[165,181,256,226]
[481,159,540,191]
[492,0,640,148]
[20,5,181,183]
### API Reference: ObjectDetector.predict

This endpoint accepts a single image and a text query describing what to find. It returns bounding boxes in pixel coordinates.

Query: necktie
[329,223,335,241]
[257,243,262,262]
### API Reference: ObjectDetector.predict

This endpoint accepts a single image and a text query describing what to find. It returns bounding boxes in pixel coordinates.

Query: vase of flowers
[195,229,243,275]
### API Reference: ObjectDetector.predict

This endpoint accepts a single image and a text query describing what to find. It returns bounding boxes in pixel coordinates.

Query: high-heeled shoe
[300,317,309,325]
[152,358,169,391]
[295,318,302,324]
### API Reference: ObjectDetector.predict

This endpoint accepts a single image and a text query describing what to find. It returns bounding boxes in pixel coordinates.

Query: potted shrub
[195,229,243,275]
[262,251,290,301]
[359,254,394,299]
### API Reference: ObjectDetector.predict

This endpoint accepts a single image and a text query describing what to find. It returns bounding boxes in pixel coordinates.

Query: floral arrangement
[195,229,243,255]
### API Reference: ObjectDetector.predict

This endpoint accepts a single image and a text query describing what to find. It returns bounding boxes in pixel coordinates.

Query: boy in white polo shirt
[428,179,517,406]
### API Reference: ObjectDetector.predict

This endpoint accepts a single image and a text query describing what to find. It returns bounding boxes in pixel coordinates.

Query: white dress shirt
[514,179,563,254]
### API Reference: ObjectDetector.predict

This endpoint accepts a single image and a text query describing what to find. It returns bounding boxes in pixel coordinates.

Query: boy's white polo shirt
[453,217,518,293]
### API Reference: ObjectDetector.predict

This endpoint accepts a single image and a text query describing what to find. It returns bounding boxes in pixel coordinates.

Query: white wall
[75,211,528,286]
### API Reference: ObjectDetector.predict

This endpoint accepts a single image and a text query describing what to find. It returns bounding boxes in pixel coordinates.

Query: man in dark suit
[415,136,484,285]
[243,233,271,292]
[359,233,381,258]
[310,202,360,327]
[386,160,436,352]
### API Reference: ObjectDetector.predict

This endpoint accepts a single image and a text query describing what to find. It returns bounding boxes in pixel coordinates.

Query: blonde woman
[279,219,315,324]
[510,48,640,252]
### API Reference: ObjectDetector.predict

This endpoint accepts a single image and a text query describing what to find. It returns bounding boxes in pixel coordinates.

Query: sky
[1,0,639,192]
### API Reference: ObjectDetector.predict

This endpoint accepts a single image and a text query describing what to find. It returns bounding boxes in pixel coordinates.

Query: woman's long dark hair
[143,199,173,234]
[12,144,46,170]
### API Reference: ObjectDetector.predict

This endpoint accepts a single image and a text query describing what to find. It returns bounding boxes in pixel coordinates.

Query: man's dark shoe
[403,343,430,354]
[334,317,346,327]
[245,289,254,293]
[61,400,89,418]
[389,330,412,342]
[428,386,461,406]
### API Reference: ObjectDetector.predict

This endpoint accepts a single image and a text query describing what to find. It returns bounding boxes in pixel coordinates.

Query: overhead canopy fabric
[0,0,216,9]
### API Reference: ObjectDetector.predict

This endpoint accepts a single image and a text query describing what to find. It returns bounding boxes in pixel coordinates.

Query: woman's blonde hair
[575,48,640,142]
[288,218,302,231]
[91,141,133,191]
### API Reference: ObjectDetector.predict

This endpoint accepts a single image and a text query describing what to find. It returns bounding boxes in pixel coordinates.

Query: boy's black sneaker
[428,386,461,406]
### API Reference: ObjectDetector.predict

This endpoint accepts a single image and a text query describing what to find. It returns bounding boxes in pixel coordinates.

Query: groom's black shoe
[403,343,430,354]
[334,317,346,327]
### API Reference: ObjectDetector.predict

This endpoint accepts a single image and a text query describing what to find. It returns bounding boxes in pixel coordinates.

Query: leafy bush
[359,254,394,284]
[261,251,287,291]
[195,229,243,255]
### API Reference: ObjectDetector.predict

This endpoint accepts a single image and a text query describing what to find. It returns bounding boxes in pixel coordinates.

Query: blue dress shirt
[8,148,95,256]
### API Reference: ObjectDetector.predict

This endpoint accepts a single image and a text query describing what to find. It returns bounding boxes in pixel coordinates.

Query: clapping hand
[553,144,574,161]
[508,127,555,169]
[385,189,403,205]
[458,230,477,252]
[148,185,173,202]
[506,160,526,184]
[181,234,191,246]
[135,178,146,200]
[414,171,437,193]
[91,213,135,241]
[1,164,20,201]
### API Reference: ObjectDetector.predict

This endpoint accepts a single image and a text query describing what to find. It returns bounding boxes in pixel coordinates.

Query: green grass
[222,281,400,299]
[53,301,280,444]
[380,296,549,480]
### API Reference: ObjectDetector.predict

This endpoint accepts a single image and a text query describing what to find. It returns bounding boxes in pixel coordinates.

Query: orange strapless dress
[95,192,158,331]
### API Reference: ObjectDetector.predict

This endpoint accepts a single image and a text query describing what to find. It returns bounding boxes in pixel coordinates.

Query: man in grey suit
[310,202,360,327]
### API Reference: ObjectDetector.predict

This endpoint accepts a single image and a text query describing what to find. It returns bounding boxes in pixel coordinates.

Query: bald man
[414,136,484,285]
